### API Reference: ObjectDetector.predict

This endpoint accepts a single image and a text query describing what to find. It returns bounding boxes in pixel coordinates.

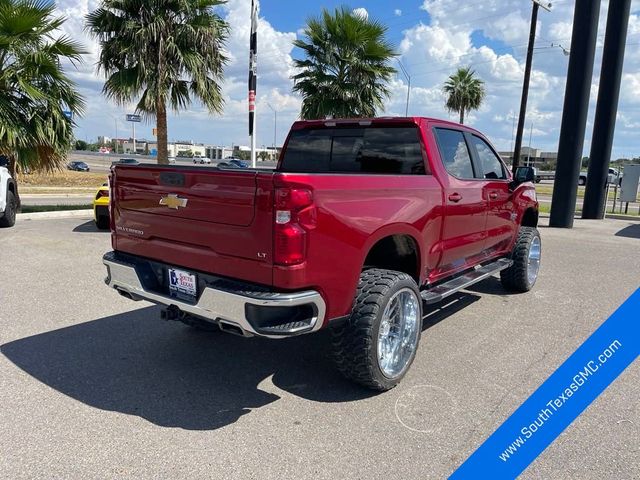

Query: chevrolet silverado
[103,117,540,390]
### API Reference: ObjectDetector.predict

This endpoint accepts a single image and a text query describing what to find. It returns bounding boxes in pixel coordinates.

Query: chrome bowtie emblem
[159,194,188,210]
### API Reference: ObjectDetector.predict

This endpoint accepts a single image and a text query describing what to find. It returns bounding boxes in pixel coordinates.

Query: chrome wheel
[377,288,421,379]
[527,235,541,285]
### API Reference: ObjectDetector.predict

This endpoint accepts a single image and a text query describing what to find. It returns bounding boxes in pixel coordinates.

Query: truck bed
[111,165,276,285]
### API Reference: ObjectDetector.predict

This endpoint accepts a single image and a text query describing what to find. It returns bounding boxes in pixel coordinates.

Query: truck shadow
[72,220,109,233]
[2,296,477,431]
[615,224,640,239]
[422,292,481,330]
[464,276,519,296]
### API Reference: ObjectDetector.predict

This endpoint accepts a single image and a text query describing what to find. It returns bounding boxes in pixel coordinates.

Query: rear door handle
[448,193,462,203]
[489,192,499,200]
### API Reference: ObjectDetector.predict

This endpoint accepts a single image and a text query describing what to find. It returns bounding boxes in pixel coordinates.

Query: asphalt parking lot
[1,215,638,479]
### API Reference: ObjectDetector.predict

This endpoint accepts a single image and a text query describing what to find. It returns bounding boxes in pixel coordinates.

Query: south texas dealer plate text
[168,268,197,301]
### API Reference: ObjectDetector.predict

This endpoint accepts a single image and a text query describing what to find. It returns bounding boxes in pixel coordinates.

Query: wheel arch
[361,226,423,283]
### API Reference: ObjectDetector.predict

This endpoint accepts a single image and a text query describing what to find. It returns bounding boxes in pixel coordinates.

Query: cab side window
[434,128,475,179]
[470,135,507,180]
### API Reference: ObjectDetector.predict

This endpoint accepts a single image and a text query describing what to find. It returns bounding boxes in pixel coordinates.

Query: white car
[193,155,211,164]
[578,168,623,186]
[0,159,19,228]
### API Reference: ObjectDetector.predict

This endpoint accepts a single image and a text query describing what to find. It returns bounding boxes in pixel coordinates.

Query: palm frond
[292,6,397,120]
[0,0,85,173]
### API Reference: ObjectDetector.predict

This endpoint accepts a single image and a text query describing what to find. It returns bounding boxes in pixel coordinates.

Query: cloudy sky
[57,0,640,157]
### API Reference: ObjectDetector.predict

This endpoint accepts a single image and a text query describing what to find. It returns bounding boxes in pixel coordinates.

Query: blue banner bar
[450,288,640,479]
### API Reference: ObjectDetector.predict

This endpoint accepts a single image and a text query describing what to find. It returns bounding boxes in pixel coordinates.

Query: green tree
[75,140,88,151]
[0,0,85,175]
[86,0,229,165]
[235,150,250,161]
[443,67,485,124]
[292,7,396,119]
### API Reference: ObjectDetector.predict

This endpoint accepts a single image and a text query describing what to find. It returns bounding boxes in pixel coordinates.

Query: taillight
[108,173,115,232]
[274,187,315,265]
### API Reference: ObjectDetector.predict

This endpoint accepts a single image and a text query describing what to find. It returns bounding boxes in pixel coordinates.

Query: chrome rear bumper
[103,251,326,338]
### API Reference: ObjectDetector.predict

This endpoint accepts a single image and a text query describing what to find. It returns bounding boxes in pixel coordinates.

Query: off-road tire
[500,226,541,292]
[331,268,422,391]
[95,215,110,230]
[0,190,17,228]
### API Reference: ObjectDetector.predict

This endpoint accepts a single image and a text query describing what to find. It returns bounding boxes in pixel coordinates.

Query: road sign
[126,114,142,122]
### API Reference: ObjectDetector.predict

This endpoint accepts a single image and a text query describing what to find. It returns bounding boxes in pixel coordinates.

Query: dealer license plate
[168,268,197,300]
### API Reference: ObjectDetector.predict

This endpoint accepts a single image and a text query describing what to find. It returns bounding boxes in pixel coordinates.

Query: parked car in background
[67,161,90,172]
[532,167,555,183]
[93,183,109,230]
[218,159,249,169]
[0,156,19,228]
[578,168,622,186]
[193,155,211,164]
[111,158,139,166]
[104,116,541,391]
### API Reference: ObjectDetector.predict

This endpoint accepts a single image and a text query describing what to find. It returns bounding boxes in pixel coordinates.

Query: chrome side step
[421,258,513,305]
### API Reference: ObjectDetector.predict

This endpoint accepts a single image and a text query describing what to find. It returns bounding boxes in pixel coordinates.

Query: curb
[17,209,94,221]
[539,213,639,222]
[20,193,94,198]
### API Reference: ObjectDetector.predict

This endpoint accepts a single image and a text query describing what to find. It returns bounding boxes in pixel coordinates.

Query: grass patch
[20,187,96,194]
[535,184,638,201]
[20,204,93,213]
[17,170,108,188]
[538,203,639,217]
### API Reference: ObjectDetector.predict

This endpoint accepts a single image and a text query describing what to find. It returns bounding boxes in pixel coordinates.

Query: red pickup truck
[103,117,540,391]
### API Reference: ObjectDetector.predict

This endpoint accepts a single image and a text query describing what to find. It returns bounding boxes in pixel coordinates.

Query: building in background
[206,145,279,161]
[168,141,206,158]
[100,134,281,160]
[499,147,557,169]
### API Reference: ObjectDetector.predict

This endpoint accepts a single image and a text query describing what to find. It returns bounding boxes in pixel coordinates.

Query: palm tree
[86,0,229,165]
[0,0,85,176]
[292,7,396,119]
[443,67,485,124]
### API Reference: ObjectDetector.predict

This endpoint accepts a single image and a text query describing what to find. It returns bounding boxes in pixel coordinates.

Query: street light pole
[397,60,411,116]
[267,103,277,149]
[512,0,551,175]
[527,122,534,166]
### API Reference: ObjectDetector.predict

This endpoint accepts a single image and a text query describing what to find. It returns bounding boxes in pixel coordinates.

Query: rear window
[280,126,427,174]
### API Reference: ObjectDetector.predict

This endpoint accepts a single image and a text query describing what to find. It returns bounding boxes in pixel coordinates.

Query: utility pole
[397,60,411,116]
[512,0,552,175]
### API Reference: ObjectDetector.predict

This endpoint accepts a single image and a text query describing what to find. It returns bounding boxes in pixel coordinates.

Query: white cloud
[56,0,301,146]
[54,0,640,155]
[352,8,369,20]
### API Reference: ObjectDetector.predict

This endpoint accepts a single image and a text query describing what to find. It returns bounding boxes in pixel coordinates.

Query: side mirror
[514,166,535,184]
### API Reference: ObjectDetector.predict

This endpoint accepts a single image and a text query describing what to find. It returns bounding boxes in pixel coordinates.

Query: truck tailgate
[111,165,275,285]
